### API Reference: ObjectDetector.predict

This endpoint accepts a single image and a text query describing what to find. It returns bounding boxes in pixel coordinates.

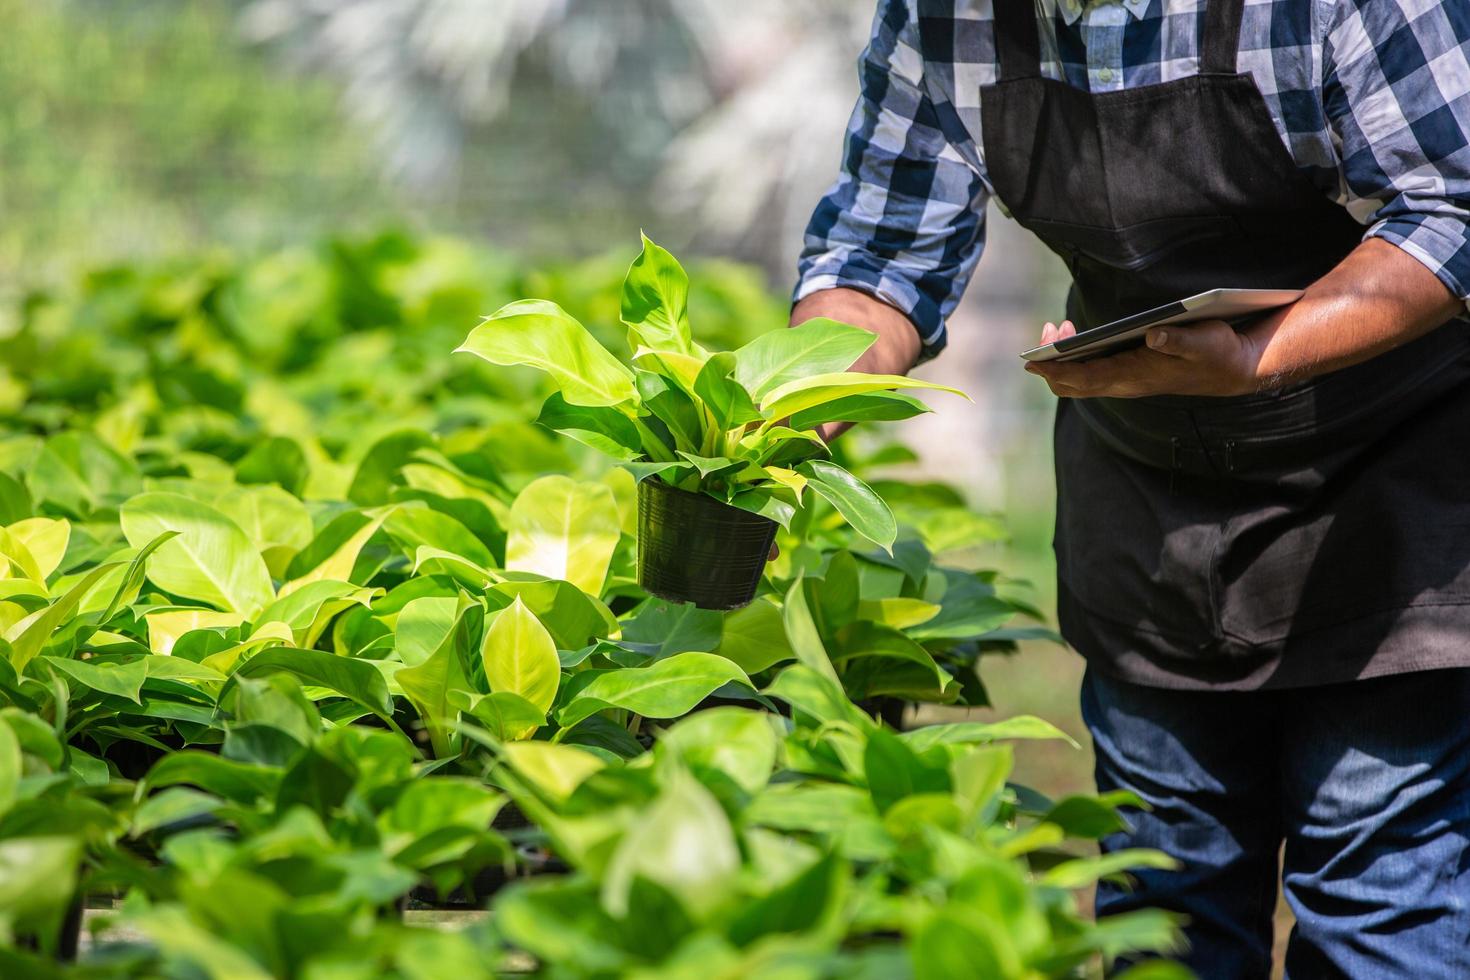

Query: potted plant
[456,235,963,609]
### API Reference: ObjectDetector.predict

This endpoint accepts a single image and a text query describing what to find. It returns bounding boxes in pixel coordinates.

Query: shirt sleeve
[1323,0,1470,312]
[793,0,988,360]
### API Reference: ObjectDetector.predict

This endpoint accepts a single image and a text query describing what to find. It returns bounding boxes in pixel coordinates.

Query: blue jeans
[1083,667,1470,979]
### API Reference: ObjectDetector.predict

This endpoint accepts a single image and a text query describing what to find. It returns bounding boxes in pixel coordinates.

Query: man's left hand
[1025,319,1260,398]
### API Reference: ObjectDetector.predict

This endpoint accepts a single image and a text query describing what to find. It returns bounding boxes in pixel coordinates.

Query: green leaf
[1042,849,1180,889]
[348,429,436,506]
[863,728,951,814]
[911,906,1022,980]
[831,622,948,690]
[459,690,545,742]
[144,751,282,804]
[659,707,778,795]
[482,597,560,715]
[500,740,605,803]
[636,372,705,454]
[789,390,932,430]
[394,596,461,667]
[900,717,1079,752]
[505,476,620,597]
[253,579,376,648]
[492,577,619,652]
[28,431,141,518]
[0,473,30,525]
[1041,796,1131,839]
[760,372,966,423]
[121,492,275,617]
[5,518,69,583]
[782,574,840,685]
[536,392,643,461]
[42,655,149,703]
[131,787,223,836]
[214,485,313,579]
[601,766,739,919]
[764,664,871,731]
[5,561,125,672]
[397,603,480,757]
[621,233,699,356]
[229,646,394,717]
[0,721,18,818]
[556,652,751,730]
[717,596,795,674]
[457,299,637,408]
[0,837,83,955]
[728,487,797,528]
[235,436,308,494]
[734,318,878,397]
[281,507,393,594]
[692,352,761,433]
[799,461,897,552]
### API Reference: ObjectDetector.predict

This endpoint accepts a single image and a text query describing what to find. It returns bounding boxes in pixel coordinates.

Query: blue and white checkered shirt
[795,0,1470,358]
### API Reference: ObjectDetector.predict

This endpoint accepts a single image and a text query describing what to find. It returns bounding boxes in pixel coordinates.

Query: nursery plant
[457,235,965,608]
[0,235,1195,978]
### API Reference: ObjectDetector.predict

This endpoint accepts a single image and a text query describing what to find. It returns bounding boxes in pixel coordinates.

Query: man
[792,0,1470,975]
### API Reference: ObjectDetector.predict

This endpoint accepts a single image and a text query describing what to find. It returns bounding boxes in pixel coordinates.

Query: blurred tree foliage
[0,0,389,283]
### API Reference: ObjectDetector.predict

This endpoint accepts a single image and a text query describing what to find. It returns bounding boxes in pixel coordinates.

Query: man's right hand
[789,286,922,441]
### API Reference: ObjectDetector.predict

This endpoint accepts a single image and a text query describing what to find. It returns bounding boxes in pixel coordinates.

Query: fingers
[1040,320,1078,346]
[1144,319,1234,360]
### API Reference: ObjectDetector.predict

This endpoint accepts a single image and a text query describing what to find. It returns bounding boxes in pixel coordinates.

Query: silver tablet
[1020,288,1303,363]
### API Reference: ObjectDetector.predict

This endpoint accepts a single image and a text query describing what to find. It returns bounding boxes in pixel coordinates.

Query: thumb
[1145,320,1233,360]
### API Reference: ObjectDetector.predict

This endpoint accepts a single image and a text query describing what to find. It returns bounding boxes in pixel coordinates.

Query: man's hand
[1024,319,1260,399]
[1025,240,1462,401]
[790,287,922,439]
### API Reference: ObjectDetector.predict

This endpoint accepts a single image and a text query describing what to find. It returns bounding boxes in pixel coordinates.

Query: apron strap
[1200,0,1246,74]
[994,0,1043,82]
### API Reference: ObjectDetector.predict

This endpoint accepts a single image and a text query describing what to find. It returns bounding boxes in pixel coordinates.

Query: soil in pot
[637,478,777,611]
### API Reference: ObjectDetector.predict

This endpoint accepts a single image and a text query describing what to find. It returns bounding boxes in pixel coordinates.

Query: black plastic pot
[637,478,777,611]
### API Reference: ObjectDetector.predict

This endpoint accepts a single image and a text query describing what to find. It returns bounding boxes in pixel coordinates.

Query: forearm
[1243,239,1462,390]
[790,287,923,376]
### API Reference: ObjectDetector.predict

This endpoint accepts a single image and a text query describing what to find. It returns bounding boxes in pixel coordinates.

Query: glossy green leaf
[457,299,637,408]
[5,518,69,583]
[505,476,620,597]
[229,646,394,717]
[214,485,313,579]
[557,652,751,730]
[717,596,795,674]
[621,233,698,356]
[789,390,932,430]
[121,492,275,616]
[0,722,18,817]
[601,766,739,919]
[536,392,642,461]
[659,707,778,795]
[782,574,840,685]
[459,690,545,742]
[42,655,149,703]
[482,597,560,715]
[692,351,760,433]
[500,740,605,803]
[734,318,877,397]
[799,461,896,552]
[760,372,965,423]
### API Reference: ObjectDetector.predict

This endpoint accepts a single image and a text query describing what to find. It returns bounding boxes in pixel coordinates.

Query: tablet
[1020,288,1303,363]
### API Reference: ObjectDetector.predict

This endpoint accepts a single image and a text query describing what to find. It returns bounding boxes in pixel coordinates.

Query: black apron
[978,0,1470,690]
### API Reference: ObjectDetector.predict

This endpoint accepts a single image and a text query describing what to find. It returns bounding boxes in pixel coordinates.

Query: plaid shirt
[795,0,1470,358]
